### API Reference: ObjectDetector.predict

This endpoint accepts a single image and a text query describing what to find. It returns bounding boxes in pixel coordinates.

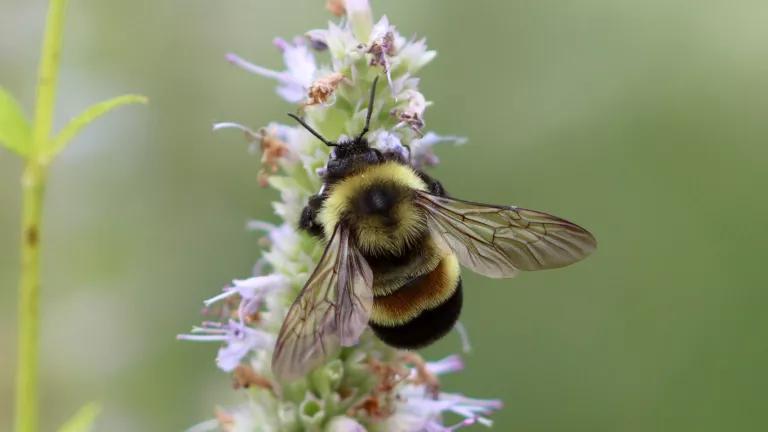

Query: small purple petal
[214,320,273,372]
[226,53,285,82]
[425,354,464,376]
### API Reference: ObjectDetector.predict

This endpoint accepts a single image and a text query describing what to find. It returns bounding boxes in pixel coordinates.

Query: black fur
[363,230,429,272]
[323,138,384,184]
[369,279,463,349]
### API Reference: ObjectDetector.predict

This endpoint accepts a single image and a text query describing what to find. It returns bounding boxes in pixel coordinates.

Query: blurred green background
[2,0,768,430]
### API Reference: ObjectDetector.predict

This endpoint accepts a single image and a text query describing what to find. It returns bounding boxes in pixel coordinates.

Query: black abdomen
[370,280,462,349]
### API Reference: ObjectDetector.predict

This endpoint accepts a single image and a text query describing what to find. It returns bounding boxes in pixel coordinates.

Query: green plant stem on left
[15,161,47,432]
[3,1,145,431]
[14,0,68,430]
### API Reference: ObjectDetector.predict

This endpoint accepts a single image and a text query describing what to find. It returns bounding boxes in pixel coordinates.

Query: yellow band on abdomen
[370,253,461,326]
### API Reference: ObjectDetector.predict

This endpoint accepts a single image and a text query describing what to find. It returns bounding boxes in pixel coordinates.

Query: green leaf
[57,402,101,432]
[0,86,32,157]
[45,94,147,159]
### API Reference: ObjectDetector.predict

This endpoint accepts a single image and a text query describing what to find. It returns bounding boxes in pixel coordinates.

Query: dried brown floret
[215,407,235,431]
[349,357,412,420]
[257,127,289,187]
[401,352,440,398]
[303,72,346,107]
[232,364,274,393]
[325,0,345,17]
[368,32,396,66]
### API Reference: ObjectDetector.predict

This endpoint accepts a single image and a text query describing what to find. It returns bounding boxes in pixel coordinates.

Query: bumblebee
[272,77,596,380]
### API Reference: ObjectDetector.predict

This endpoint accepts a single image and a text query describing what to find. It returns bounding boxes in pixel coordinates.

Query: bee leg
[416,170,447,197]
[298,194,326,239]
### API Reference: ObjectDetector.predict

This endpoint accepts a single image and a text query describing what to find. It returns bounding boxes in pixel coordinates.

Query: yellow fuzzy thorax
[318,161,428,255]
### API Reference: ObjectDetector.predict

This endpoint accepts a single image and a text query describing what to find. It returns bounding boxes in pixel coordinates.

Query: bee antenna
[357,75,380,141]
[287,113,337,147]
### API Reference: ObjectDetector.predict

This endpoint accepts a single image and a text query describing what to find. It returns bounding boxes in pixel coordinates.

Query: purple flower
[202,274,288,321]
[211,122,261,154]
[411,132,467,168]
[372,355,501,431]
[384,385,503,431]
[179,275,286,372]
[226,38,317,103]
[424,354,465,376]
[372,130,409,162]
[178,320,274,372]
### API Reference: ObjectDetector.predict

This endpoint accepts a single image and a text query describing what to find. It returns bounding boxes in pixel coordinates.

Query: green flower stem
[15,1,68,431]
[15,161,47,432]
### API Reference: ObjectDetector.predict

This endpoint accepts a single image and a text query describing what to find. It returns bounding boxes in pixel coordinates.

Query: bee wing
[415,191,596,278]
[272,224,373,380]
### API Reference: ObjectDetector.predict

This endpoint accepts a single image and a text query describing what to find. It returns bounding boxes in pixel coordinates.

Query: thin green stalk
[15,1,68,431]
[14,162,47,432]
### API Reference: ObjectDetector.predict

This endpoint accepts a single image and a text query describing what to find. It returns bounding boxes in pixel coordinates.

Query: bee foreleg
[299,193,326,238]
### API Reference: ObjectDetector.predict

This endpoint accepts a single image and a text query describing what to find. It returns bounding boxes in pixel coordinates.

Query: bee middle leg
[416,170,447,197]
